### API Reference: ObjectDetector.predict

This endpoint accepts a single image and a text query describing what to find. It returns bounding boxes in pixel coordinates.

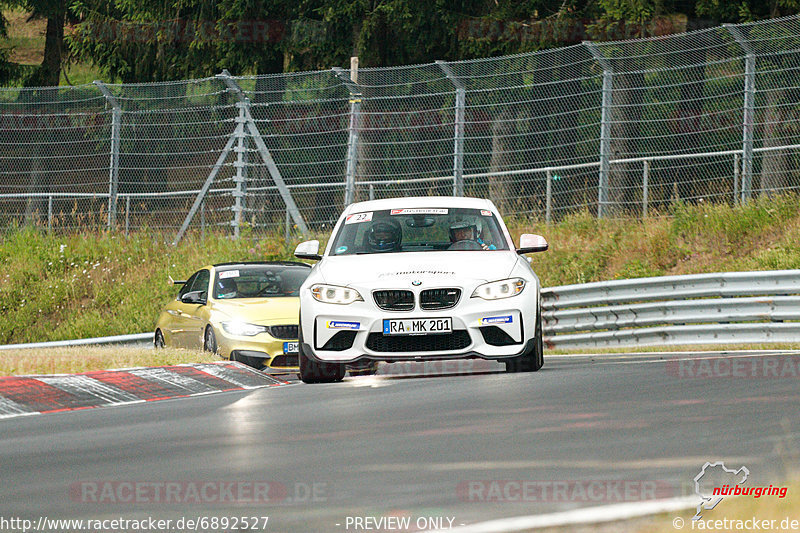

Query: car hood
[316,252,521,287]
[210,297,300,323]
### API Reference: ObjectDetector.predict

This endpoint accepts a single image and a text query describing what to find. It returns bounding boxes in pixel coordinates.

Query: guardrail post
[94,81,121,229]
[725,24,755,203]
[642,159,650,218]
[584,42,613,218]
[436,60,466,197]
[333,63,362,206]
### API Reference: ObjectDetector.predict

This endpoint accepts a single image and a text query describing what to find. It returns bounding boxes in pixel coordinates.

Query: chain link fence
[3,15,800,240]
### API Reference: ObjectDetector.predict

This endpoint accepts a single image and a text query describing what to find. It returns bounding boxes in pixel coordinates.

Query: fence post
[232,101,250,239]
[545,169,552,224]
[93,81,121,229]
[725,24,755,203]
[125,195,130,236]
[733,153,741,204]
[333,62,362,206]
[436,60,466,197]
[642,159,650,218]
[47,194,52,232]
[583,42,613,218]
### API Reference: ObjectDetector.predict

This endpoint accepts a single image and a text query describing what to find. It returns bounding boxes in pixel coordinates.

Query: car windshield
[328,207,509,256]
[213,264,310,299]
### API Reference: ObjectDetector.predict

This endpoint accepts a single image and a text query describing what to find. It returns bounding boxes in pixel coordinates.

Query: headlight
[310,284,364,305]
[471,278,526,300]
[221,321,268,336]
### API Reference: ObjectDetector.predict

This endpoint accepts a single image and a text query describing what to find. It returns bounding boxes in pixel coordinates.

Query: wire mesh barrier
[4,16,800,240]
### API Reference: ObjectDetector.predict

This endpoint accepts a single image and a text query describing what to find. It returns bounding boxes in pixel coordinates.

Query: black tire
[505,310,544,373]
[348,360,379,376]
[154,329,165,349]
[204,326,218,355]
[298,325,346,384]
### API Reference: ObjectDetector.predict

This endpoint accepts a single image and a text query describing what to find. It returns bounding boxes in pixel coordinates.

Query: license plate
[383,318,452,336]
[283,341,299,354]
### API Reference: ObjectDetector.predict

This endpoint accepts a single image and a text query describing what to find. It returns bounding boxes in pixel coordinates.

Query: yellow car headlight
[221,321,268,336]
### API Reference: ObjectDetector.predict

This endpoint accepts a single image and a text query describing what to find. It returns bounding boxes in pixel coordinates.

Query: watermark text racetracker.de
[667,356,800,379]
[0,516,270,532]
[69,480,327,505]
[458,480,674,502]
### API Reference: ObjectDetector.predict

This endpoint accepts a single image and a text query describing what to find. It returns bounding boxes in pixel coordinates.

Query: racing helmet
[449,219,481,242]
[367,220,402,252]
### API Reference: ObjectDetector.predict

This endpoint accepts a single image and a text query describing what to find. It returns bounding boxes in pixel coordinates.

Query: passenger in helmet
[367,220,402,252]
[449,220,496,250]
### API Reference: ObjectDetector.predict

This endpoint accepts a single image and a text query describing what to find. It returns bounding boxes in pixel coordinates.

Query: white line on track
[429,496,698,532]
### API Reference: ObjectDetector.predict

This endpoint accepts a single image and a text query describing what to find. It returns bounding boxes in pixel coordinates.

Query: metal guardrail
[542,270,800,349]
[2,270,798,352]
[0,333,153,351]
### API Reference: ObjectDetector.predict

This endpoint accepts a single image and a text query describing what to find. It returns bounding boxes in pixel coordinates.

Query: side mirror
[294,240,322,261]
[181,291,206,305]
[516,234,548,255]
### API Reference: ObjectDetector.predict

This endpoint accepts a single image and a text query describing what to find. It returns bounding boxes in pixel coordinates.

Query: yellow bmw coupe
[154,261,311,372]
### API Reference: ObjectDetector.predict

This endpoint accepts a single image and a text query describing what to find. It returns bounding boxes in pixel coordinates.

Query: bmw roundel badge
[412,280,422,286]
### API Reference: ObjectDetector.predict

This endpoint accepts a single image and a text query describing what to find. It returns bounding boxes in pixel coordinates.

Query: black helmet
[367,220,402,252]
[449,220,480,242]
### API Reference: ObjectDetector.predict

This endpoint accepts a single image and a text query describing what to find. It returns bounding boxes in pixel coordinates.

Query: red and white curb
[0,362,289,419]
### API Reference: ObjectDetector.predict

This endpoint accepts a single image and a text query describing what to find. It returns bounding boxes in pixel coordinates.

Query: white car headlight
[221,321,268,336]
[310,284,364,305]
[471,278,526,300]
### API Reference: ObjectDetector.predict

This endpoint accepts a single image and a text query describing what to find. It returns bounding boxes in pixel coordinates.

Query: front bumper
[216,328,299,371]
[300,295,538,364]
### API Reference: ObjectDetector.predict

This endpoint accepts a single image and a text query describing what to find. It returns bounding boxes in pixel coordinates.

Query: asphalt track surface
[2,351,799,532]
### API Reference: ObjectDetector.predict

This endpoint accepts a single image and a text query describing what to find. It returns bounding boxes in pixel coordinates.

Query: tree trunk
[40,6,66,87]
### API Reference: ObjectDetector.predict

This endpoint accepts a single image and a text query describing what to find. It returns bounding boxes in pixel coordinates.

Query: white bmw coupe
[293,196,548,383]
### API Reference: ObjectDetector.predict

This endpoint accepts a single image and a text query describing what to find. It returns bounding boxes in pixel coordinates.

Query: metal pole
[285,207,290,243]
[94,81,121,229]
[232,102,249,239]
[584,42,613,218]
[725,24,755,203]
[546,169,552,224]
[47,194,52,232]
[333,64,361,206]
[173,132,238,246]
[125,195,130,236]
[642,159,650,219]
[217,70,310,236]
[200,200,205,242]
[436,61,466,197]
[733,153,741,204]
[369,184,375,201]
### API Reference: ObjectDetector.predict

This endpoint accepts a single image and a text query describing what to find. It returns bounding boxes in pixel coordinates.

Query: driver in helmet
[367,220,402,252]
[449,220,496,250]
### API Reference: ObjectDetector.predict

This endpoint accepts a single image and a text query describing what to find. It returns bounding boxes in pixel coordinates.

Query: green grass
[2,194,800,347]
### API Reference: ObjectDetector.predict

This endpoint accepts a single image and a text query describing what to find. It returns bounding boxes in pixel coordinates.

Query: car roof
[342,196,497,215]
[212,261,311,270]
